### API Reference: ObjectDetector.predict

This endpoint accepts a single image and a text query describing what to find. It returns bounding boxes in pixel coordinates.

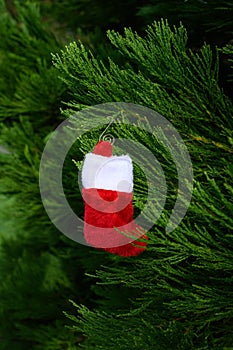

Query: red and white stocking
[81,140,147,257]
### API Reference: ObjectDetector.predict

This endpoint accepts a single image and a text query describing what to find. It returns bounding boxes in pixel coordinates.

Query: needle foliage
[0,1,232,349]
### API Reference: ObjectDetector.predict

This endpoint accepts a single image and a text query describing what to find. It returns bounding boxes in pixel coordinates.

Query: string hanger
[98,110,126,145]
[99,117,115,145]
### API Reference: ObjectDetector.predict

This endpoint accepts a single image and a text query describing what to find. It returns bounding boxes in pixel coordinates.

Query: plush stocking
[81,140,147,256]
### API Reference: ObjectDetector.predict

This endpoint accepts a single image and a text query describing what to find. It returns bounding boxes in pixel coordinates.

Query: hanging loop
[99,117,115,144]
[102,133,115,144]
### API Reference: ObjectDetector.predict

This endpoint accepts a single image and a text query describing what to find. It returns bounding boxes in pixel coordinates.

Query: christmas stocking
[81,140,147,257]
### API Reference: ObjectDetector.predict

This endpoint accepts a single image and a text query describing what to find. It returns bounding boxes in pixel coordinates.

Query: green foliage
[0,2,93,349]
[221,43,233,82]
[137,0,233,39]
[0,1,232,349]
[53,20,233,349]
[53,20,232,139]
[37,0,233,45]
[0,122,83,349]
[0,0,65,126]
[136,1,233,95]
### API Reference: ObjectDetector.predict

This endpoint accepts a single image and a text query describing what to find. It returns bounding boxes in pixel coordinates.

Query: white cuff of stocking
[81,153,133,193]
